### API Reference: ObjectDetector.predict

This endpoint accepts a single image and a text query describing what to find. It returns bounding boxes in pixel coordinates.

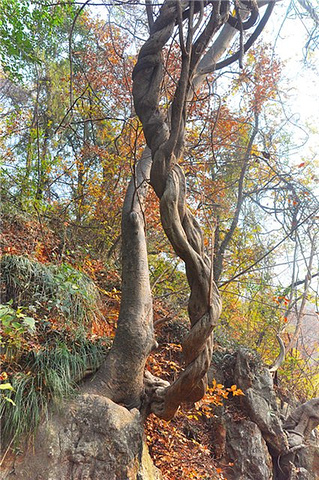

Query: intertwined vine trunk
[130,0,242,420]
[133,0,228,420]
[93,0,274,421]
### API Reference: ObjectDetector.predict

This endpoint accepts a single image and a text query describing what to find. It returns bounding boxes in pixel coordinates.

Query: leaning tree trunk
[89,149,158,409]
[99,0,231,420]
[107,0,231,420]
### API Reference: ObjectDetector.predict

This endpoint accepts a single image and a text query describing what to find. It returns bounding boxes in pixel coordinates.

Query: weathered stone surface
[224,416,273,480]
[210,350,318,480]
[233,349,288,455]
[295,443,319,478]
[292,467,315,480]
[276,444,319,480]
[1,394,161,480]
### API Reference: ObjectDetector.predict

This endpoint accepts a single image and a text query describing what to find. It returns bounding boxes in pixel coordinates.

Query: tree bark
[130,0,232,419]
[89,149,157,408]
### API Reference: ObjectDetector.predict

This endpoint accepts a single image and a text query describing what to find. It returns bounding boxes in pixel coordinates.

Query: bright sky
[266,0,319,160]
[262,1,319,288]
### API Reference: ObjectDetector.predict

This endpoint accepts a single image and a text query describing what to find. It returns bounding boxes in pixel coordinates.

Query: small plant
[0,302,36,358]
[0,372,16,406]
[0,339,110,446]
[0,255,102,328]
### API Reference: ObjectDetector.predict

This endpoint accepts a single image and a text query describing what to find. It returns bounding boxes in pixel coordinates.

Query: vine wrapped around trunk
[98,0,267,421]
[132,0,230,420]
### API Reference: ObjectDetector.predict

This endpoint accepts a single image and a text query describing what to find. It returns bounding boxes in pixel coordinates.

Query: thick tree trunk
[89,149,157,408]
[129,0,230,419]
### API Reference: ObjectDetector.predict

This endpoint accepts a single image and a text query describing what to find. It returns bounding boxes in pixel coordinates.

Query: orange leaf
[233,388,245,396]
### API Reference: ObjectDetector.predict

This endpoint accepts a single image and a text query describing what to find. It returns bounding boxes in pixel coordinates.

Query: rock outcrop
[224,416,273,479]
[209,349,319,480]
[1,348,318,480]
[1,394,161,480]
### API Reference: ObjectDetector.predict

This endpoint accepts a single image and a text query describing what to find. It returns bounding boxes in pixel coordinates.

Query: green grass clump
[0,254,112,447]
[0,339,110,446]
[0,254,102,326]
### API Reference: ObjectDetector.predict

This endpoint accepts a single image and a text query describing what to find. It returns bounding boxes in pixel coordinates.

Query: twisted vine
[132,0,233,420]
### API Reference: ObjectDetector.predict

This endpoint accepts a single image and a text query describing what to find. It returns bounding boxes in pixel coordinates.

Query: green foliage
[0,0,75,79]
[1,254,102,326]
[0,302,36,357]
[0,339,108,446]
[0,302,36,333]
[0,381,16,406]
[0,253,111,446]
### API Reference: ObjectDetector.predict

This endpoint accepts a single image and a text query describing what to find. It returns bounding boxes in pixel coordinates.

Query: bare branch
[145,0,154,32]
[215,1,275,71]
[268,334,286,373]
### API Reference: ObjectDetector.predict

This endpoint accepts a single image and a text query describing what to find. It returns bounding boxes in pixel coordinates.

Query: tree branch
[214,112,259,282]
